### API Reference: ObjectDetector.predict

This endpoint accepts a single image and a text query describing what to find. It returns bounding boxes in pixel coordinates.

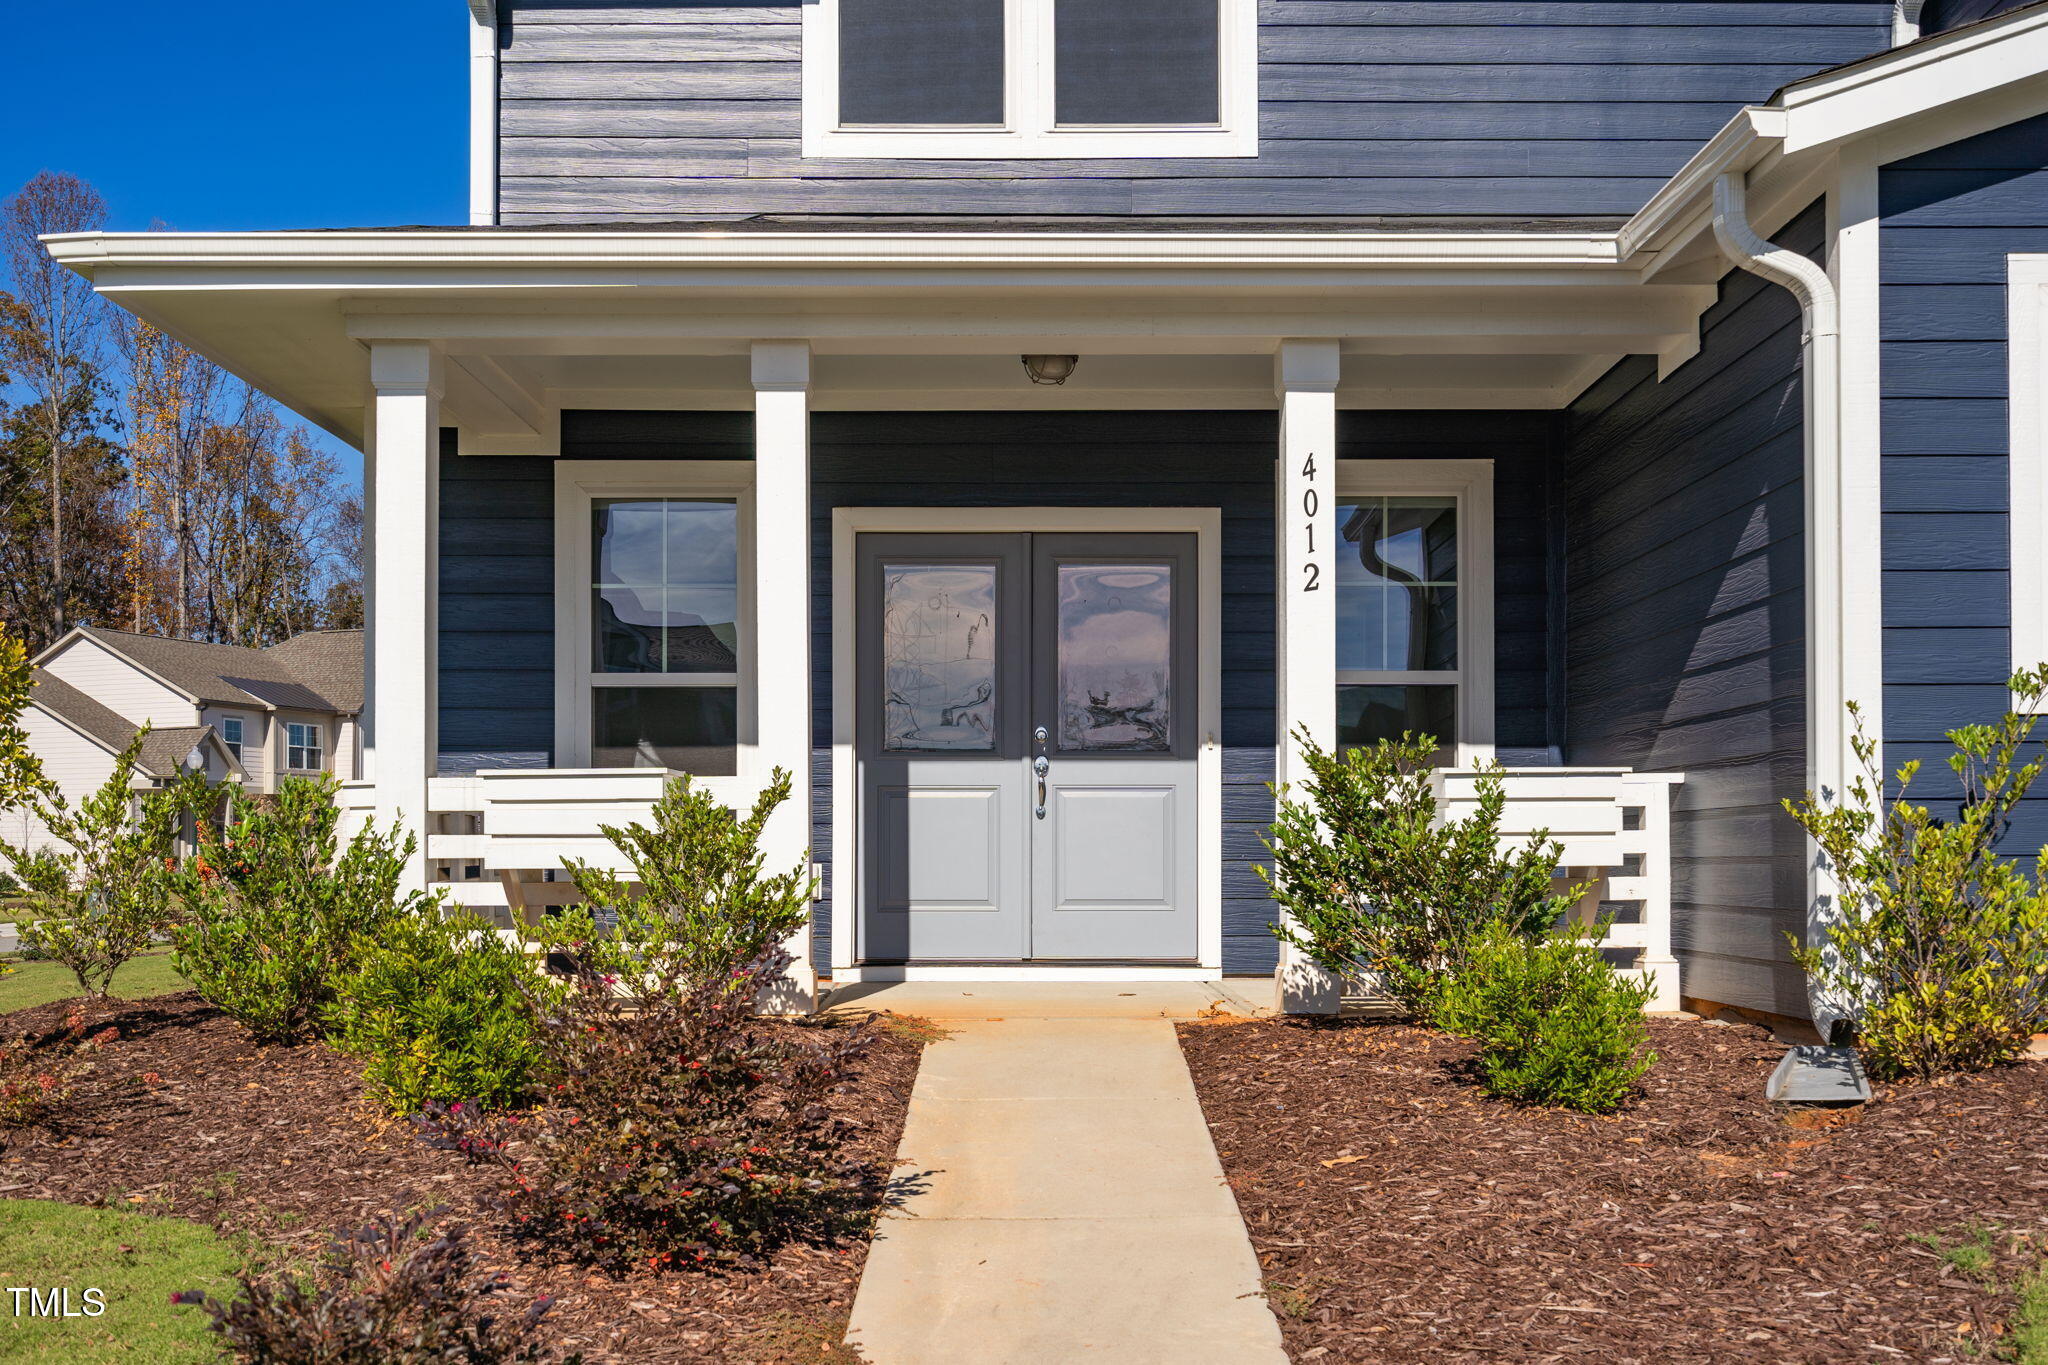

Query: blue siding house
[44,0,2048,1021]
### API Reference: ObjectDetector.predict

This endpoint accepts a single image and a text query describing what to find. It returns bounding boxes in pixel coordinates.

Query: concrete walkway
[843,992,1287,1364]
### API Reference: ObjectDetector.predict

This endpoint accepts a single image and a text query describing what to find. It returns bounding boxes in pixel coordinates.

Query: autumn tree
[0,172,125,649]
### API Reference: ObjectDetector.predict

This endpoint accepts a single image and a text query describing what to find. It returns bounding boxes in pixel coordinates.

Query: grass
[0,1198,243,1363]
[0,952,188,1016]
[2016,1253,2048,1364]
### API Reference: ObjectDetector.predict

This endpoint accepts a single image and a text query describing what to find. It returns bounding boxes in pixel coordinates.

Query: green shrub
[548,768,813,990]
[0,733,200,999]
[1434,922,1656,1113]
[1784,666,2048,1080]
[1260,729,1581,1022]
[172,777,424,1044]
[326,910,553,1115]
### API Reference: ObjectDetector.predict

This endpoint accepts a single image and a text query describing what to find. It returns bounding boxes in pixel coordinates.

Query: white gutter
[1710,170,1846,1031]
[468,0,498,228]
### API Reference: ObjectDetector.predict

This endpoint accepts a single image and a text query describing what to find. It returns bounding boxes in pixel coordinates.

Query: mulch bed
[0,991,926,1364]
[1178,1015,2048,1363]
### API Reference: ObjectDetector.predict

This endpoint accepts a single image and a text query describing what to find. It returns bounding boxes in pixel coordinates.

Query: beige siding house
[7,628,365,856]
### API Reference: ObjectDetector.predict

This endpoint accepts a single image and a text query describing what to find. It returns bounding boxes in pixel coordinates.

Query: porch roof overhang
[42,0,2048,448]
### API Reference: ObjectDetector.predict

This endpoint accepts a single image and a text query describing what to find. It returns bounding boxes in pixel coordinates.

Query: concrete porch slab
[819,978,1272,1021]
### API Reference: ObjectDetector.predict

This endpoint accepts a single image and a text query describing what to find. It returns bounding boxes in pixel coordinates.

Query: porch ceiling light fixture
[1022,354,1079,386]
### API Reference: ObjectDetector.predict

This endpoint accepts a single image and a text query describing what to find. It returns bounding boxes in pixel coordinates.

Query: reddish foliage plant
[173,1210,577,1365]
[421,948,878,1274]
[0,1007,114,1129]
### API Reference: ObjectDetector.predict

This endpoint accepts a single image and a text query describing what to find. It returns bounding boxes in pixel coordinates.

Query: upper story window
[219,716,243,761]
[286,722,324,773]
[802,0,1257,160]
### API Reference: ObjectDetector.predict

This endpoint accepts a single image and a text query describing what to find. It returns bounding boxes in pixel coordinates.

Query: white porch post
[365,341,442,891]
[1273,339,1343,1014]
[752,341,818,1013]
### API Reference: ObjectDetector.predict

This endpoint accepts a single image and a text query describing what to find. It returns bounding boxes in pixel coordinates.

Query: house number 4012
[1300,452,1321,592]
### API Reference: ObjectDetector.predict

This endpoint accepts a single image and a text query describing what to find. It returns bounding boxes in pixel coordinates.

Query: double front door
[856,532,1198,962]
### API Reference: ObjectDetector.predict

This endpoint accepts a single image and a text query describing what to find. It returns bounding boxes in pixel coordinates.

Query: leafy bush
[1261,729,1581,1021]
[422,945,876,1274]
[1434,922,1656,1113]
[0,1006,115,1128]
[172,777,425,1044]
[326,909,554,1115]
[1784,667,2048,1080]
[173,1209,577,1364]
[0,734,199,999]
[548,768,813,990]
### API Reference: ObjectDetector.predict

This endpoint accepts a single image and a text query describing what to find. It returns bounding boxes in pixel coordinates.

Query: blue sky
[4,2,473,485]
[3,1,469,232]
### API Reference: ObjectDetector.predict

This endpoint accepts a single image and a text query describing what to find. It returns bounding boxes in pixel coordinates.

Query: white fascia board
[1618,107,1781,262]
[42,229,1623,275]
[1776,4,2048,154]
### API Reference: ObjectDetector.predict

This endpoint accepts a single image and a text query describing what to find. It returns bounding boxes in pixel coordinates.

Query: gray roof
[133,727,220,780]
[29,673,231,780]
[29,671,138,753]
[75,626,362,715]
[259,630,364,713]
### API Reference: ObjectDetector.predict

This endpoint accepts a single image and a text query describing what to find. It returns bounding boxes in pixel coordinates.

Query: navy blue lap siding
[1563,199,1821,1018]
[1879,114,2048,787]
[495,0,1891,223]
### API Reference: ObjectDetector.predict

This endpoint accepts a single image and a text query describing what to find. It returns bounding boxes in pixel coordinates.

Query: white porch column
[752,341,818,1013]
[1273,339,1343,1014]
[365,341,442,891]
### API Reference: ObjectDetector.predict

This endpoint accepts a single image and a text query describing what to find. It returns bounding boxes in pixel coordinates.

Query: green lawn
[0,1199,242,1362]
[0,953,189,1016]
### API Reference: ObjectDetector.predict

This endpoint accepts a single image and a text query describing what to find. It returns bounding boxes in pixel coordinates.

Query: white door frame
[830,506,1225,982]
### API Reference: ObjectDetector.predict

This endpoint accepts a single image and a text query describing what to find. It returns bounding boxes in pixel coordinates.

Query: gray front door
[857,532,1198,963]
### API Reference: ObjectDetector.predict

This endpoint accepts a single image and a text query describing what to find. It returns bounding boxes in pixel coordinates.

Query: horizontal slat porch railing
[347,765,1684,1009]
[1432,767,1685,1012]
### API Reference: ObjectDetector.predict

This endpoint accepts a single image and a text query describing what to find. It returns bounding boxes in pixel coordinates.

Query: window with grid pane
[1335,496,1460,753]
[589,497,740,774]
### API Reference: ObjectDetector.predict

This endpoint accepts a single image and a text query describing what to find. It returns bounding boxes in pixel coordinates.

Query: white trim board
[2012,254,2048,698]
[1335,459,1497,764]
[829,505,1225,975]
[551,461,759,772]
[799,0,1256,159]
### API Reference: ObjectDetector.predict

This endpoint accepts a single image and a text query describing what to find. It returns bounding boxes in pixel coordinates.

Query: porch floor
[843,1014,1287,1364]
[820,978,1274,1021]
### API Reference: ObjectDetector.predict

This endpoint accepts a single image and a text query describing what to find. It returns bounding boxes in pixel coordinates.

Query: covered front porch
[55,181,1831,1015]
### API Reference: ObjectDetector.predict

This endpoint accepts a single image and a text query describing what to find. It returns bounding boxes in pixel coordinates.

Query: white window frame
[219,715,244,761]
[800,0,1258,160]
[552,461,759,772]
[2011,254,2048,705]
[1333,459,1496,764]
[285,721,324,773]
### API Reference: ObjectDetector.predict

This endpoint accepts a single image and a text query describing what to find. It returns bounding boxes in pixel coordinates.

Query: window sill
[799,127,1257,160]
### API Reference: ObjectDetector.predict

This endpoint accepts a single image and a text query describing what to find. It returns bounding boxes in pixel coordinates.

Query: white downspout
[468,0,500,227]
[1710,170,1847,1031]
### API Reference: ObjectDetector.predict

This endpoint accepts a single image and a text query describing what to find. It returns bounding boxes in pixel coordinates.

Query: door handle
[1034,754,1049,819]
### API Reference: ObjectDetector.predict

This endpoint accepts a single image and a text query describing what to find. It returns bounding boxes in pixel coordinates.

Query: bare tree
[2,172,112,638]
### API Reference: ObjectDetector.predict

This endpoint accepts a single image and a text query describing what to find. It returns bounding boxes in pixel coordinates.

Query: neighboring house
[39,0,2048,1018]
[4,628,365,856]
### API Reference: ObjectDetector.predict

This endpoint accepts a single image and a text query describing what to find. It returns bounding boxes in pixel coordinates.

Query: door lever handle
[1033,754,1049,819]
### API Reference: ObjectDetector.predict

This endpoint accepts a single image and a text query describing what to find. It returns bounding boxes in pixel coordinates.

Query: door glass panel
[881,564,998,751]
[1057,563,1171,752]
